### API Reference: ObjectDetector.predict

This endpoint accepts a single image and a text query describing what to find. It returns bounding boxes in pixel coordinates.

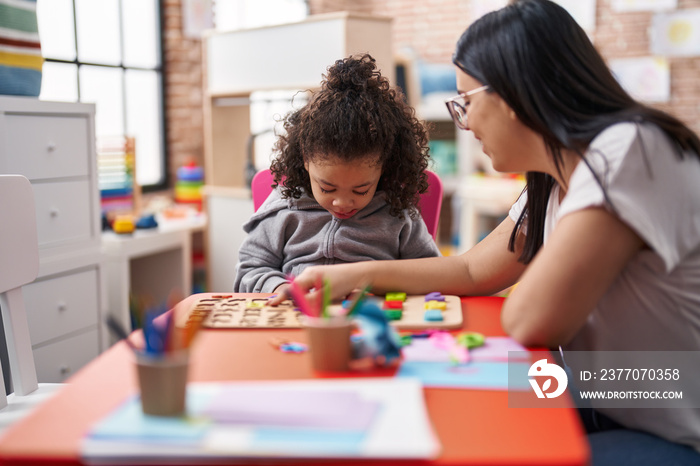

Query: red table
[0,295,589,465]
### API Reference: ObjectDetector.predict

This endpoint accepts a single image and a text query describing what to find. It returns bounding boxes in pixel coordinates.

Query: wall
[594,0,700,134]
[162,0,206,184]
[162,0,700,188]
[308,0,700,135]
[307,0,468,64]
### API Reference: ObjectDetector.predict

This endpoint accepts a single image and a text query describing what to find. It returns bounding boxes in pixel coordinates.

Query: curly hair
[269,53,431,219]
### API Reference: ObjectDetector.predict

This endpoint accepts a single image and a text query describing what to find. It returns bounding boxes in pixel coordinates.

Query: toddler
[234,53,440,294]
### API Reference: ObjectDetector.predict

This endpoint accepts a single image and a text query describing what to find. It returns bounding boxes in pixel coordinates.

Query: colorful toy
[112,214,135,234]
[351,301,402,366]
[177,293,463,330]
[424,292,446,302]
[429,331,469,363]
[425,300,447,310]
[135,213,158,229]
[457,331,485,349]
[383,300,404,309]
[175,162,204,211]
[385,292,407,302]
[424,309,444,321]
[98,136,140,219]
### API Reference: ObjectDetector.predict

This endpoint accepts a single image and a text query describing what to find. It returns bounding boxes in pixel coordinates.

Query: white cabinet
[0,96,104,383]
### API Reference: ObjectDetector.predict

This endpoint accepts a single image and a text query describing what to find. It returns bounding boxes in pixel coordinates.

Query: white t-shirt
[509,122,700,450]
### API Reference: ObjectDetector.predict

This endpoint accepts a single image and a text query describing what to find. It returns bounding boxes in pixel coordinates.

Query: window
[37,0,166,189]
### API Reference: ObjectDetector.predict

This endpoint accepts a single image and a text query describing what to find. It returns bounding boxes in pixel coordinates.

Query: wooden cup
[135,351,189,416]
[302,316,353,372]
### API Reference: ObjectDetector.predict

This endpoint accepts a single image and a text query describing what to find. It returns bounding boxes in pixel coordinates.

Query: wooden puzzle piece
[178,293,463,330]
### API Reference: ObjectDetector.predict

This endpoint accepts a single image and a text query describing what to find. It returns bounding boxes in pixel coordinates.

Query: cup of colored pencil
[106,296,201,416]
[135,349,190,416]
[302,316,353,372]
[287,277,370,372]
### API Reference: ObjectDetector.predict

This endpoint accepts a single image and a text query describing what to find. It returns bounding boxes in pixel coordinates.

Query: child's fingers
[267,285,290,306]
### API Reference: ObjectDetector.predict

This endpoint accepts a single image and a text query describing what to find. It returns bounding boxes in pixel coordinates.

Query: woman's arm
[502,207,644,347]
[290,216,528,301]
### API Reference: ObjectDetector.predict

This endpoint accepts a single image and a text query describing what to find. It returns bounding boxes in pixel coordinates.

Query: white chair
[0,175,62,433]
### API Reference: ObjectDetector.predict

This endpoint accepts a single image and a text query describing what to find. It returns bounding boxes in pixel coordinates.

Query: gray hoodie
[233,188,441,292]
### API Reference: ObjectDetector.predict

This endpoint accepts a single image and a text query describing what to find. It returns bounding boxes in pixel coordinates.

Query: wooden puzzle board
[177,294,463,330]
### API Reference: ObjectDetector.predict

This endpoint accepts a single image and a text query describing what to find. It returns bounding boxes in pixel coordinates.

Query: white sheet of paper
[609,56,670,103]
[82,378,440,463]
[202,378,440,459]
[650,9,700,57]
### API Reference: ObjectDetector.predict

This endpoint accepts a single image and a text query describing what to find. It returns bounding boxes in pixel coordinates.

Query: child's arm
[233,221,288,293]
[234,258,288,293]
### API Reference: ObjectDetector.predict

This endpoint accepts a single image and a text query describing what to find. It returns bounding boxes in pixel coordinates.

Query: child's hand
[267,284,291,306]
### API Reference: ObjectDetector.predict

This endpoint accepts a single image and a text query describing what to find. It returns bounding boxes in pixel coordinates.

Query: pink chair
[251,169,276,212]
[251,169,443,240]
[418,170,443,241]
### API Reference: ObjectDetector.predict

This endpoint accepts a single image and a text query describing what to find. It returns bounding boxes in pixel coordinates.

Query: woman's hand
[294,263,368,303]
[265,264,365,306]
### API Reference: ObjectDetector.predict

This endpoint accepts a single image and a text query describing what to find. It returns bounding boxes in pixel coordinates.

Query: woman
[290,0,700,463]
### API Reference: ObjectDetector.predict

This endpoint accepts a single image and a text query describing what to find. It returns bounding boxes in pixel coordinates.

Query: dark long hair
[453,0,700,262]
[271,53,431,218]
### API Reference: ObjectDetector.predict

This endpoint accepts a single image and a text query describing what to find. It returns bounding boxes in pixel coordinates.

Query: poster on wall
[612,0,677,12]
[182,0,214,38]
[609,56,670,103]
[651,9,700,57]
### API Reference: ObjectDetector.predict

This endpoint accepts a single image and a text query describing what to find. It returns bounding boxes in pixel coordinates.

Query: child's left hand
[267,284,291,306]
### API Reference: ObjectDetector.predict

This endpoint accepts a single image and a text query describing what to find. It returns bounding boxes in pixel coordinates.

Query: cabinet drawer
[32,180,93,247]
[33,330,99,383]
[3,113,90,180]
[24,268,99,345]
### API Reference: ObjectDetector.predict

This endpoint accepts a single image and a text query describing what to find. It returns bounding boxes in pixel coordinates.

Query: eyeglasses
[444,85,490,130]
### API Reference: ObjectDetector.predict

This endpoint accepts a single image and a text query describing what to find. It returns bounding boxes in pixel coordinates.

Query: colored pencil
[314,275,324,318]
[347,282,372,316]
[287,275,315,317]
[105,315,139,353]
[183,313,203,349]
[322,278,331,318]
